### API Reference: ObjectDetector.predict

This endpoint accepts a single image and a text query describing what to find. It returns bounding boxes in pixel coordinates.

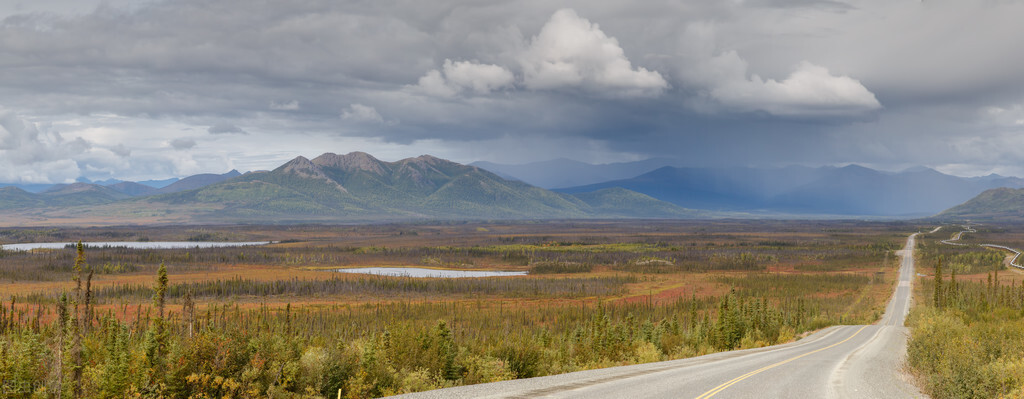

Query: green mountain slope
[0,187,45,210]
[141,152,696,221]
[0,183,128,210]
[573,187,706,218]
[42,183,130,206]
[936,187,1024,220]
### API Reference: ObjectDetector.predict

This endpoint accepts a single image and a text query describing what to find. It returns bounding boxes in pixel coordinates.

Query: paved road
[393,234,925,399]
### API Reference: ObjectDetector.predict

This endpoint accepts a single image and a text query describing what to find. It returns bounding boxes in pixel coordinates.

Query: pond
[1,241,273,251]
[335,267,527,278]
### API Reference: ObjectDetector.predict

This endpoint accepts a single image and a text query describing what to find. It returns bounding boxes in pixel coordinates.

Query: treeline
[0,253,892,398]
[0,289,858,398]
[79,275,633,304]
[1,236,897,282]
[908,262,1024,398]
[917,242,1005,275]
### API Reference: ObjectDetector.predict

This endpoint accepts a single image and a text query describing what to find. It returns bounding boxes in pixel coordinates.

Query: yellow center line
[694,325,869,399]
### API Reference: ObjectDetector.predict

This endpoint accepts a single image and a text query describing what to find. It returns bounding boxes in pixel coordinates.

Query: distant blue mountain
[81,176,179,188]
[471,158,682,189]
[0,183,57,193]
[152,170,242,194]
[80,177,123,186]
[136,178,180,188]
[106,181,159,196]
[556,165,1024,217]
[0,172,208,197]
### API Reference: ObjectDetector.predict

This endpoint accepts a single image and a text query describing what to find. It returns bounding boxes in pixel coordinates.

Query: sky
[1,0,1023,183]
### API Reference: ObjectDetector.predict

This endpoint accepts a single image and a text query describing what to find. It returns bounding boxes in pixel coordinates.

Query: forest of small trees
[0,241,888,398]
[908,247,1024,398]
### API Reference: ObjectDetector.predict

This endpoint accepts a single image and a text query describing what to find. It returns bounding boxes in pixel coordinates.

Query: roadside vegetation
[907,225,1024,398]
[0,221,906,398]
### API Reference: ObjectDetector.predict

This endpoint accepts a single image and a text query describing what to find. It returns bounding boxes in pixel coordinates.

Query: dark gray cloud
[208,123,247,135]
[169,138,196,150]
[0,0,1022,182]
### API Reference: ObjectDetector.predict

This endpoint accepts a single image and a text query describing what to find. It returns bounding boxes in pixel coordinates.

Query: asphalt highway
[392,234,925,399]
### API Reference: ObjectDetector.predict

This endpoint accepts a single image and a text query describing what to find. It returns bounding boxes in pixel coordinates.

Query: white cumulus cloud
[518,9,668,97]
[709,61,881,117]
[676,24,880,117]
[341,103,398,126]
[0,112,92,183]
[441,60,515,95]
[413,59,514,97]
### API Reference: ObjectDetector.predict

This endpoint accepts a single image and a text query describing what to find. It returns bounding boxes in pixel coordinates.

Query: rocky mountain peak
[312,152,388,175]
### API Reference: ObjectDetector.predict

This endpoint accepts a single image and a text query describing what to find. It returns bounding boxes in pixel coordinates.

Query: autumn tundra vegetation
[908,225,1024,398]
[1,221,909,398]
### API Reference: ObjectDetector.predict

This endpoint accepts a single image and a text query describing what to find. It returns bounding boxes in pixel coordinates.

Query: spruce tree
[145,262,170,387]
[83,268,93,335]
[436,320,460,380]
[56,292,69,398]
[71,241,85,398]
[949,267,957,308]
[182,289,195,339]
[933,257,943,309]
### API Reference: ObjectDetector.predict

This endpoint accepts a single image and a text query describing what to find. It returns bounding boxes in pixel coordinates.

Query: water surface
[335,267,527,278]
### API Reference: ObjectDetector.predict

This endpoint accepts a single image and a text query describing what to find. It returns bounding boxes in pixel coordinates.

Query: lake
[335,267,527,278]
[1,241,273,251]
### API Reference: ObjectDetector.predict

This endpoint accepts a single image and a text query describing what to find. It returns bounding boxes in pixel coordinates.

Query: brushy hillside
[0,186,45,210]
[573,187,708,218]
[910,267,1024,397]
[0,183,130,210]
[935,187,1024,221]
[153,170,242,194]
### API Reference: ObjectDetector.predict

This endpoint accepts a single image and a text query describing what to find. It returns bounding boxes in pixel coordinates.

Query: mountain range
[3,153,1021,225]
[470,158,681,189]
[0,153,699,224]
[0,176,183,194]
[0,170,242,210]
[545,165,1024,217]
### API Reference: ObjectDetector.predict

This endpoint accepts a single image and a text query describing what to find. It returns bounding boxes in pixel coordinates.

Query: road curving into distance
[392,234,926,399]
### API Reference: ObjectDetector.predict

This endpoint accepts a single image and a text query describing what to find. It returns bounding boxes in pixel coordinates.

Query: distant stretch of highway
[393,234,925,399]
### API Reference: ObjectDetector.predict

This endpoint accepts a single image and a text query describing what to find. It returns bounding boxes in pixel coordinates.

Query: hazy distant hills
[151,170,241,195]
[0,183,131,210]
[0,170,243,211]
[42,183,132,205]
[0,176,181,194]
[556,164,1024,216]
[4,152,1020,224]
[769,166,1024,216]
[471,158,681,189]
[107,181,159,196]
[936,187,1024,221]
[0,152,700,224]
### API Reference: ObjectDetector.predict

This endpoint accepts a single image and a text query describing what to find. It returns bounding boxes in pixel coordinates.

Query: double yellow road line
[695,325,869,399]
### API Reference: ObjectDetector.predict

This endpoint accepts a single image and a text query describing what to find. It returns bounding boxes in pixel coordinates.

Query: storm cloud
[0,0,1022,182]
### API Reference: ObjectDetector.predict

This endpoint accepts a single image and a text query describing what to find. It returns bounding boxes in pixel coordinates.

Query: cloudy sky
[1,0,1023,183]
